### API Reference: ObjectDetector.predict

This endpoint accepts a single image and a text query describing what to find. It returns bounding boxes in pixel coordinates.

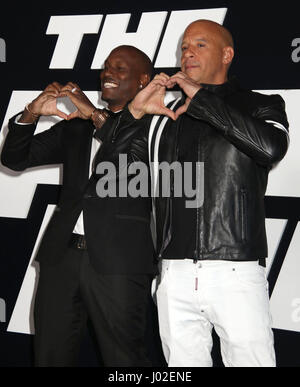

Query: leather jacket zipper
[158,115,180,259]
[241,188,247,242]
[111,115,122,143]
[194,136,202,262]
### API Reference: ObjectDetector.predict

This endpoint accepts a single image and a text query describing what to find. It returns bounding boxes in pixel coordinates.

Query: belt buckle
[77,235,86,250]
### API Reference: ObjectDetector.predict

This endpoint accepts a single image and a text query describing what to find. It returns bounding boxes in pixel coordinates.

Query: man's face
[100,48,142,110]
[181,22,228,85]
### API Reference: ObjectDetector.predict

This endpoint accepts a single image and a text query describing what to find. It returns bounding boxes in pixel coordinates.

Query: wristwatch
[90,108,110,129]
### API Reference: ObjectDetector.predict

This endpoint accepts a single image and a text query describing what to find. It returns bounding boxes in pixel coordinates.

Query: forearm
[110,106,150,164]
[1,115,37,170]
[1,114,63,171]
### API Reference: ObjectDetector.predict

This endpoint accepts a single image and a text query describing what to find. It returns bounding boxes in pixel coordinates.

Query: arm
[1,115,64,171]
[164,72,289,167]
[1,81,69,170]
[121,106,150,164]
[1,81,107,172]
[187,88,289,167]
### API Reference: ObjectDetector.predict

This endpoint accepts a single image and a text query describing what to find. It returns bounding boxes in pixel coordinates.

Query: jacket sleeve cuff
[9,112,38,132]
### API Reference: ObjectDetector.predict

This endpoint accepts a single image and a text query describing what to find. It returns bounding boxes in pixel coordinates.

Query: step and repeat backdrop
[0,0,300,366]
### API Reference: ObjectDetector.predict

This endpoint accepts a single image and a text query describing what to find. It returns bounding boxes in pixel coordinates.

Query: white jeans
[155,259,276,367]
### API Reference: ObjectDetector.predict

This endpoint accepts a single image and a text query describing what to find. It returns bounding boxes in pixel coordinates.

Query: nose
[181,47,195,63]
[102,66,114,79]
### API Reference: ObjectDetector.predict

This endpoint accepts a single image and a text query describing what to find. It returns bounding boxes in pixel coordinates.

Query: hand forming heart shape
[128,72,201,121]
[28,81,96,121]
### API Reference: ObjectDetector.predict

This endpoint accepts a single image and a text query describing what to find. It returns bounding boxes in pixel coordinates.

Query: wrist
[90,108,110,129]
[26,103,40,119]
[128,102,144,120]
[18,103,40,124]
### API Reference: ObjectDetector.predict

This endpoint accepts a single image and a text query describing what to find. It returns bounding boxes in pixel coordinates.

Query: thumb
[55,109,69,121]
[174,104,187,119]
[66,110,80,121]
[161,107,176,121]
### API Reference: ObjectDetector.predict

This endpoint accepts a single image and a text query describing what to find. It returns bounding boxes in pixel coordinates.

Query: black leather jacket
[129,79,289,262]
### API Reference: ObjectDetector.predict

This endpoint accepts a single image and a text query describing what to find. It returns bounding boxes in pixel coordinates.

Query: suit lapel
[75,121,95,184]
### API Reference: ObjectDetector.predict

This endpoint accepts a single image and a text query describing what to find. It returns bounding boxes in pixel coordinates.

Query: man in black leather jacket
[1,45,155,366]
[125,20,289,366]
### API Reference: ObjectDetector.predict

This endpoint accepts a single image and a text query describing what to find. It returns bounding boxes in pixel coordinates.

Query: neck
[107,103,125,112]
[206,73,228,85]
[193,71,228,86]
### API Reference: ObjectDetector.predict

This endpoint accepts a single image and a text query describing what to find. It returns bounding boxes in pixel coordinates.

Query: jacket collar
[200,76,240,97]
[178,76,240,106]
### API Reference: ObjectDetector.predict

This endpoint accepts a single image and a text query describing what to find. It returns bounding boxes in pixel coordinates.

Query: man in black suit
[1,45,155,367]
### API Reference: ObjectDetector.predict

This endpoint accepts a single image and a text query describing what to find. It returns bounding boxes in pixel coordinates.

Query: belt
[69,233,87,250]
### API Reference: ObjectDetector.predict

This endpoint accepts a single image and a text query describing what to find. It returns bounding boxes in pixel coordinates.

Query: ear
[222,46,234,65]
[139,73,151,89]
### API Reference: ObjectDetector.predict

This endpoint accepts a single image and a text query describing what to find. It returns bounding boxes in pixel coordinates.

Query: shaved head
[181,19,235,85]
[185,20,234,49]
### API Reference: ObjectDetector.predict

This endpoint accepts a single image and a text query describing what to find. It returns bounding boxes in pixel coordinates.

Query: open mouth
[103,80,119,89]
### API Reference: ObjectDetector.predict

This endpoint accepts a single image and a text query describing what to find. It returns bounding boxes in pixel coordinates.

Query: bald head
[181,19,235,85]
[185,20,234,49]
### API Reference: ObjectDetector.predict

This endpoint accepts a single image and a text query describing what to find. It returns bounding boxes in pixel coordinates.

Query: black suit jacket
[1,109,156,275]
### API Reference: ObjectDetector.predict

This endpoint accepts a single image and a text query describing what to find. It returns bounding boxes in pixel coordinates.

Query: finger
[43,91,60,98]
[43,87,60,97]
[151,79,168,88]
[59,90,79,104]
[34,93,57,108]
[174,98,191,119]
[66,110,80,120]
[68,81,80,89]
[175,71,187,78]
[53,81,64,89]
[166,76,191,89]
[61,87,82,98]
[167,75,185,83]
[174,105,187,119]
[154,73,170,82]
[66,82,81,93]
[169,71,187,80]
[166,78,178,88]
[60,84,75,93]
[55,109,69,120]
[159,72,170,78]
[160,107,176,121]
[59,89,73,97]
[46,82,63,94]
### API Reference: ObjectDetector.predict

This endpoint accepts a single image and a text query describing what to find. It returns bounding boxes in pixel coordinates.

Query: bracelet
[25,103,40,119]
[90,108,110,129]
[90,108,98,120]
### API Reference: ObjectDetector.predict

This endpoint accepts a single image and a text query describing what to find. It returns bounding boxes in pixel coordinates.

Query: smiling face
[181,20,234,85]
[100,46,150,111]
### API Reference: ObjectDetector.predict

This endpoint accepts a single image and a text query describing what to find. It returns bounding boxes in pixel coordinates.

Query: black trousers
[34,246,152,367]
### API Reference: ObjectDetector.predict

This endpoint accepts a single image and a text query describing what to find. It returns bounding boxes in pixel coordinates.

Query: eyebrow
[182,38,208,45]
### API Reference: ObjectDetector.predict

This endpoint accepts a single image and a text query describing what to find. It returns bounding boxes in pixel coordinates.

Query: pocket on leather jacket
[240,189,248,243]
